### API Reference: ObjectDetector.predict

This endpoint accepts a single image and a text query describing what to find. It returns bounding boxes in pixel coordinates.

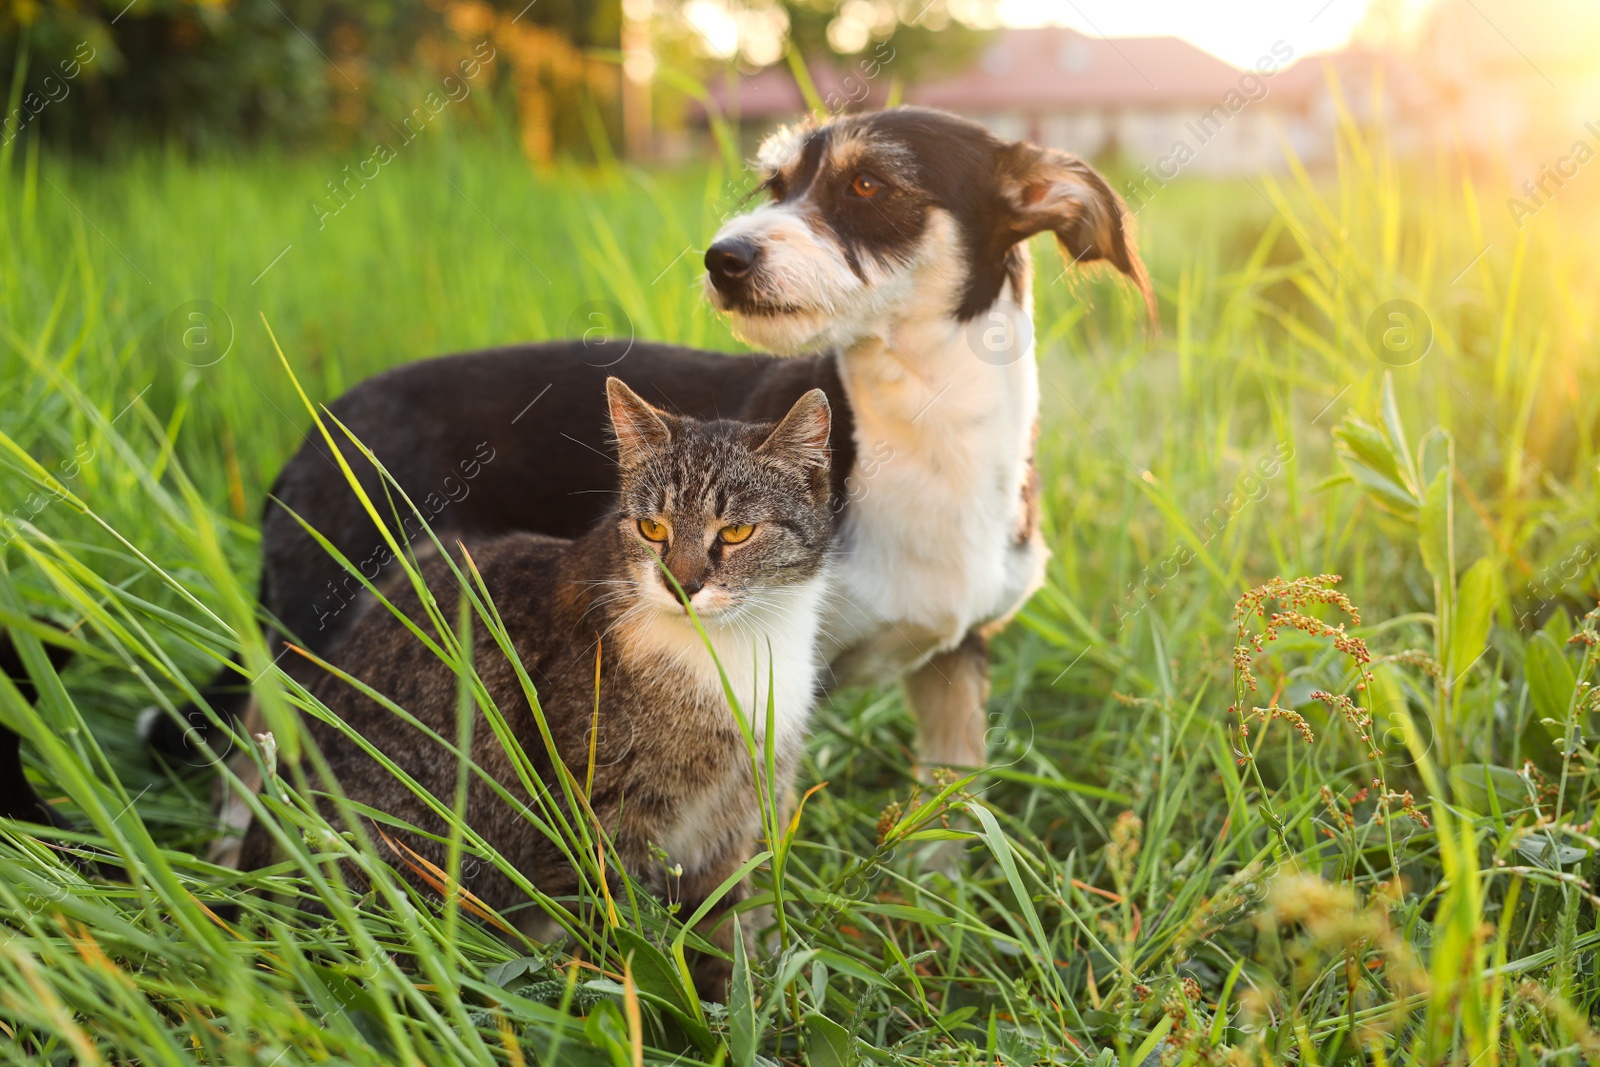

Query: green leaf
[669,848,770,964]
[1127,1016,1175,1067]
[583,999,634,1066]
[1447,763,1529,814]
[1333,418,1402,480]
[1418,427,1451,488]
[1333,417,1420,517]
[1449,558,1497,681]
[1312,470,1356,494]
[611,928,716,1053]
[1514,832,1588,869]
[1347,464,1423,516]
[1367,661,1411,720]
[900,827,978,843]
[728,914,756,1067]
[970,805,1054,971]
[1380,371,1417,493]
[814,949,893,990]
[940,1005,979,1030]
[484,955,550,989]
[1418,467,1451,586]
[809,958,830,1008]
[852,902,956,926]
[1543,608,1574,648]
[805,1012,855,1067]
[1526,630,1577,736]
[614,928,694,1017]
[982,766,1133,804]
[311,963,387,1021]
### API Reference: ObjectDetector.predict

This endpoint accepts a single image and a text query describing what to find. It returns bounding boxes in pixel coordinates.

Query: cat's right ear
[758,388,832,471]
[606,378,676,466]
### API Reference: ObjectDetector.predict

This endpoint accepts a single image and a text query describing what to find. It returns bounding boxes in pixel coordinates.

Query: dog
[142,105,1151,777]
[0,627,76,831]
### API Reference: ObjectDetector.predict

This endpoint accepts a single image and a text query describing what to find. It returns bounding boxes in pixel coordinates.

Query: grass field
[3,108,1600,1066]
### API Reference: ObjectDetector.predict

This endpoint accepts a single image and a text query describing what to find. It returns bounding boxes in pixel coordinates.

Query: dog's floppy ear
[998,143,1155,321]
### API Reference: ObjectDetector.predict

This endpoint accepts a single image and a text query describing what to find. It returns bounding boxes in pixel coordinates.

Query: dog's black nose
[705,238,761,286]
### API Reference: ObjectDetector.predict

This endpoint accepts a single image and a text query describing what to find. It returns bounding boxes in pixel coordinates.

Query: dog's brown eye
[637,518,668,543]
[850,173,884,199]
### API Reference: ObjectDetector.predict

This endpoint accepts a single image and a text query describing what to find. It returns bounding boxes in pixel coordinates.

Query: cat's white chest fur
[621,571,829,866]
[821,290,1048,684]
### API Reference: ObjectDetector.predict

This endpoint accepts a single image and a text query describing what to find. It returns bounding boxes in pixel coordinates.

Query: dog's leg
[904,630,990,776]
[208,697,267,869]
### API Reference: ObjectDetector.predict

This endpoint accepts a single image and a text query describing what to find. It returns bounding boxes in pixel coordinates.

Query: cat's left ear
[757,388,831,470]
[606,378,678,466]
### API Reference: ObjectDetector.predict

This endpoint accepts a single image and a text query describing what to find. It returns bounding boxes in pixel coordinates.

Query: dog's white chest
[820,321,1048,686]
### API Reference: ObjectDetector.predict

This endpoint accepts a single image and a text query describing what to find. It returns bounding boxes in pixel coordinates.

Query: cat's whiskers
[579,585,644,623]
[596,597,656,643]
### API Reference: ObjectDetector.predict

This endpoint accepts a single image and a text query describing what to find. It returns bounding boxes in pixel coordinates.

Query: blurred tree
[640,0,992,158]
[645,0,990,81]
[778,0,991,82]
[1,0,994,156]
[0,0,622,151]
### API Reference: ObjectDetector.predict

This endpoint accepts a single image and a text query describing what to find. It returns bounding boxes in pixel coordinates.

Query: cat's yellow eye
[637,518,669,543]
[718,523,756,544]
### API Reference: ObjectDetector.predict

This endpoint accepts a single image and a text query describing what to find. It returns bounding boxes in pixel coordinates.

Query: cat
[239,378,834,998]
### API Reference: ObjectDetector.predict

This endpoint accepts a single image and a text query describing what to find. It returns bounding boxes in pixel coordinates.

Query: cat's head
[605,377,833,620]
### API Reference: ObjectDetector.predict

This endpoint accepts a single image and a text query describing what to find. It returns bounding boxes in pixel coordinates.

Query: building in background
[696,22,1542,181]
[906,27,1285,175]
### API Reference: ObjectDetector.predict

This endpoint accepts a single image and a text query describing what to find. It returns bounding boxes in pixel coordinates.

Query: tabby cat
[240,379,834,997]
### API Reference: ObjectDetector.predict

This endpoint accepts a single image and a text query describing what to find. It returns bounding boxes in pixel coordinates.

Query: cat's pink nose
[666,574,703,600]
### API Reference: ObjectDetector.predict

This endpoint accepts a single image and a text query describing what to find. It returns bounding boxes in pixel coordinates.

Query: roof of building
[907,26,1246,111]
[705,61,889,122]
[703,26,1252,122]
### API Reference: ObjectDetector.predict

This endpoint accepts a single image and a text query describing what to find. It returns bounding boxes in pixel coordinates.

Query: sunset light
[5,0,1600,1062]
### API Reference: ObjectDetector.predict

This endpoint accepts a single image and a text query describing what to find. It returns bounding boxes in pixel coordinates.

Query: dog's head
[703,106,1153,354]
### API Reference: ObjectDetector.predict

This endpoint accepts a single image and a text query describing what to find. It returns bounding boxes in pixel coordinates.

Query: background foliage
[1,0,987,154]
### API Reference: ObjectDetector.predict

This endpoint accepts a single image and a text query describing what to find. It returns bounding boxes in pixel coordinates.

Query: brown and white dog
[139,105,1151,778]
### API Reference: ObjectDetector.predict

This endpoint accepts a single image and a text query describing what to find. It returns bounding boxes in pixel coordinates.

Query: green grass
[3,107,1600,1065]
